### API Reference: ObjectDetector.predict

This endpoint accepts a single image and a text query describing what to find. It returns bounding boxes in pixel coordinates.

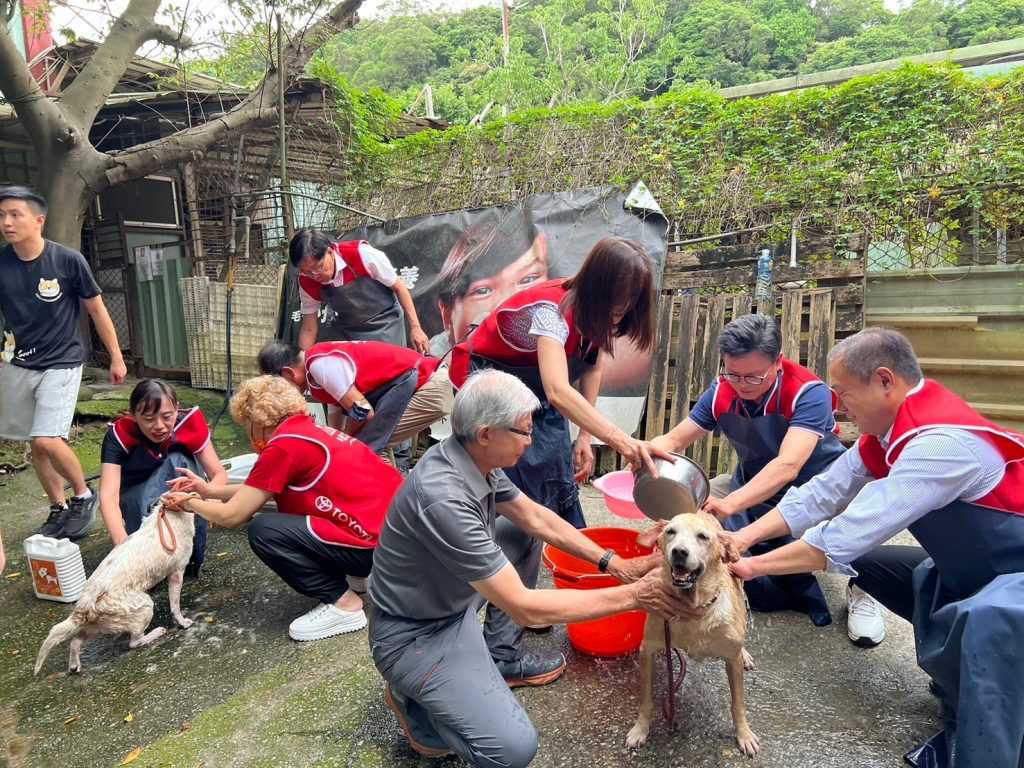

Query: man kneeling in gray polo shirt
[368,369,696,766]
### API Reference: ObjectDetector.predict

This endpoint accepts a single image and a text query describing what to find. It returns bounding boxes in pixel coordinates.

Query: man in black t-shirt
[0,186,127,540]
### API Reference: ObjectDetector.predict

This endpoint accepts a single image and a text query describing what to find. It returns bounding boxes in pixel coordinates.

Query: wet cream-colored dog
[626,512,760,757]
[34,503,195,674]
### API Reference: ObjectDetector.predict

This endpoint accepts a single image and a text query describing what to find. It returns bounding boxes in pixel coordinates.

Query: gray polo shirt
[369,437,521,621]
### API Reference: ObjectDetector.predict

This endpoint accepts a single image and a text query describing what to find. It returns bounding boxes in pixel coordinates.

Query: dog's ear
[718,533,741,564]
[636,520,666,550]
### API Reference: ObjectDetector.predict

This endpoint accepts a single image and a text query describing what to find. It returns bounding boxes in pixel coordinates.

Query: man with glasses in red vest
[651,313,850,629]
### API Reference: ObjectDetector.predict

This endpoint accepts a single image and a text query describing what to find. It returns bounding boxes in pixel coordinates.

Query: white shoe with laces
[288,603,367,642]
[846,584,885,647]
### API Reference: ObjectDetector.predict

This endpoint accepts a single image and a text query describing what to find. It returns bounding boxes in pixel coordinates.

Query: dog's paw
[624,723,650,750]
[741,648,755,670]
[178,617,194,629]
[736,727,760,757]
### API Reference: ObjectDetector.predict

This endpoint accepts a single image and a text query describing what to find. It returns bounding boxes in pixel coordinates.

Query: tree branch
[105,0,365,186]
[61,0,166,126]
[0,19,65,145]
[103,107,278,187]
[150,23,193,49]
[275,0,364,91]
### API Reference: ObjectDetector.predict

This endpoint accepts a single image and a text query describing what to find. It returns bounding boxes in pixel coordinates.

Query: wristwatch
[348,399,372,421]
[597,549,616,573]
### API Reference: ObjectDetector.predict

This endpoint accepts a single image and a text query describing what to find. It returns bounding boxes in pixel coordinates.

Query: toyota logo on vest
[315,495,333,513]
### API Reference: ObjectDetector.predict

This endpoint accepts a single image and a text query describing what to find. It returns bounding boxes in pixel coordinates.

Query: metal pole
[277,11,294,240]
[229,189,388,223]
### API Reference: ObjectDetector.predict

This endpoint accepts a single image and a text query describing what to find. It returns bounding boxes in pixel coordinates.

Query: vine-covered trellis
[194,61,1024,273]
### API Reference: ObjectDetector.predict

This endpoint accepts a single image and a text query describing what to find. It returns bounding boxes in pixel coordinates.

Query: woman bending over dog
[162,375,403,642]
[99,379,225,577]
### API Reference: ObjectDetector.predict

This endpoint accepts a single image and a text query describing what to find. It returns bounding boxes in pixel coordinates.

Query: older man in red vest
[727,326,1024,768]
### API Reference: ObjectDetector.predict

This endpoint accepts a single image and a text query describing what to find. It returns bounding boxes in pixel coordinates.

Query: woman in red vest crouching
[163,375,403,642]
[99,379,226,577]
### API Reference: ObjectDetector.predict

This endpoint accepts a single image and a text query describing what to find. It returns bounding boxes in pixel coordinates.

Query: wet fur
[626,512,760,757]
[34,504,195,675]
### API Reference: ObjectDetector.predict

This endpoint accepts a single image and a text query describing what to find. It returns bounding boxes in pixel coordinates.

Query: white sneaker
[288,603,367,642]
[846,584,885,647]
[348,576,367,594]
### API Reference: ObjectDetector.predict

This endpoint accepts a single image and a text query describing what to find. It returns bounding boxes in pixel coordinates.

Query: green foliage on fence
[316,62,1024,253]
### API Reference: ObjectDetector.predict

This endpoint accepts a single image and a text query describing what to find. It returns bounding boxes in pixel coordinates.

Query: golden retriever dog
[34,503,195,675]
[625,511,759,757]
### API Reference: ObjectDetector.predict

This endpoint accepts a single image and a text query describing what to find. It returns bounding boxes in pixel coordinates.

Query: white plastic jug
[23,534,87,603]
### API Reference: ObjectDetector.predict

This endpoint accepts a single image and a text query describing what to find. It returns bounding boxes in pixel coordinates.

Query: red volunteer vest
[449,279,598,388]
[265,414,403,547]
[858,380,1024,514]
[711,356,840,434]
[110,406,210,459]
[297,240,376,301]
[304,340,440,407]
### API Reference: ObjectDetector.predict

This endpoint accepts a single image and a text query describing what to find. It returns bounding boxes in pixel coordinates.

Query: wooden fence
[594,234,866,476]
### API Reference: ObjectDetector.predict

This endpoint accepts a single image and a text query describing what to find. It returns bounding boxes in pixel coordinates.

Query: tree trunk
[36,148,108,252]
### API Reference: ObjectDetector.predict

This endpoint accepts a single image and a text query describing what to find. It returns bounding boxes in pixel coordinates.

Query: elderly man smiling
[368,369,695,767]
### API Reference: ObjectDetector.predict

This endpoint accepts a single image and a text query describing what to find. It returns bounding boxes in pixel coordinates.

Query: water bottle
[755,248,773,300]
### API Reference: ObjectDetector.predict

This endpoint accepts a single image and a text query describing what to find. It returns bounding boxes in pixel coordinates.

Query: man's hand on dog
[728,556,759,582]
[608,552,661,584]
[633,568,707,620]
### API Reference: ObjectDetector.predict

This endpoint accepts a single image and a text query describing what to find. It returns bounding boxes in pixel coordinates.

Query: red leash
[661,619,687,726]
[156,506,178,554]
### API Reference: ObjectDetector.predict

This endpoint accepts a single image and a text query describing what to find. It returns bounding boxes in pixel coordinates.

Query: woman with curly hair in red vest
[163,376,402,643]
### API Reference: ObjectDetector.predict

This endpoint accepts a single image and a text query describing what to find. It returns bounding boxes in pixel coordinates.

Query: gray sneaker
[63,488,98,539]
[494,650,566,688]
[38,504,68,538]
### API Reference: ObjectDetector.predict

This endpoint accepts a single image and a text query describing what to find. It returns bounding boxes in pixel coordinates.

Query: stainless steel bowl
[632,452,711,521]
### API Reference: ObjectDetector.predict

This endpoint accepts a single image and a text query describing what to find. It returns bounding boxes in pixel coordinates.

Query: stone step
[919,357,1024,375]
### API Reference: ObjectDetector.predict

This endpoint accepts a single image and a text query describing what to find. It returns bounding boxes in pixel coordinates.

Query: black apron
[910,500,1024,767]
[718,383,845,624]
[468,335,598,528]
[319,276,406,346]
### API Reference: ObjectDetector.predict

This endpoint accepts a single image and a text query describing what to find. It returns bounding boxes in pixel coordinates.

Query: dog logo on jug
[32,559,62,597]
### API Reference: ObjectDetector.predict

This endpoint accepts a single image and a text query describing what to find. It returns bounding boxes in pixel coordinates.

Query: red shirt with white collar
[298,241,398,316]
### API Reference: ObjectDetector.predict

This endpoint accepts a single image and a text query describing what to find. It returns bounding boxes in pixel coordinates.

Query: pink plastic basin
[591,470,644,520]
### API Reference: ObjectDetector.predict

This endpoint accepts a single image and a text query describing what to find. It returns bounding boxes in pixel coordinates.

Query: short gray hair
[828,327,923,384]
[452,370,540,444]
[718,314,781,360]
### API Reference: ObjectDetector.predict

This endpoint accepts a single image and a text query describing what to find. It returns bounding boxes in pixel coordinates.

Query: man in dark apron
[290,228,430,354]
[290,228,432,472]
[727,327,1024,768]
[651,314,844,626]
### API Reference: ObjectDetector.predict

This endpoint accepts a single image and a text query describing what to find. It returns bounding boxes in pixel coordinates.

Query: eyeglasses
[720,366,775,386]
[505,426,533,438]
[298,254,329,278]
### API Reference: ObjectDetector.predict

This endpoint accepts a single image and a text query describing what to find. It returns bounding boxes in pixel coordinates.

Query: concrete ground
[0,465,941,768]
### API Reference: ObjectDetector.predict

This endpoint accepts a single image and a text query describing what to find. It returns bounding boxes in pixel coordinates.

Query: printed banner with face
[279,183,668,434]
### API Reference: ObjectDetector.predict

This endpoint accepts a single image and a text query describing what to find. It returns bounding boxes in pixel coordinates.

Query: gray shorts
[0,364,82,440]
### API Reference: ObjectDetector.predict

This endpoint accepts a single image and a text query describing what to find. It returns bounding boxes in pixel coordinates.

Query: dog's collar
[693,591,720,612]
